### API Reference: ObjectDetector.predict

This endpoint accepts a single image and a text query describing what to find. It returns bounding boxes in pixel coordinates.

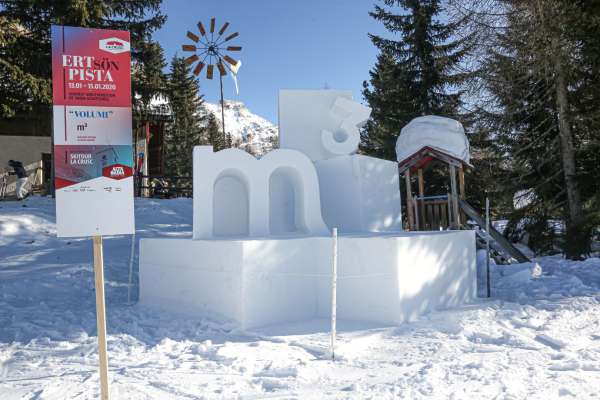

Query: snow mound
[396,115,470,164]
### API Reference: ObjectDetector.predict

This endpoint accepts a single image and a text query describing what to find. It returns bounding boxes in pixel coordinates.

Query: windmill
[182,18,242,144]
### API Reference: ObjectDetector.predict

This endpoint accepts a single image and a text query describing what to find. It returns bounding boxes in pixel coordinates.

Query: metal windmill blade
[181,17,243,142]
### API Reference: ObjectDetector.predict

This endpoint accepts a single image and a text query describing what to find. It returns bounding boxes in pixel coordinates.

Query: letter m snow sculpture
[192,146,329,239]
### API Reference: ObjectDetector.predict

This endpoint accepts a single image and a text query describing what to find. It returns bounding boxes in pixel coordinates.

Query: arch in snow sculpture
[213,169,250,237]
[193,146,329,239]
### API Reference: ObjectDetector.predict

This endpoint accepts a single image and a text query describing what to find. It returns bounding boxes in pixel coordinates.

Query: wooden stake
[417,168,425,229]
[404,171,414,231]
[413,197,420,231]
[449,165,460,229]
[458,164,466,224]
[458,164,465,199]
[93,235,110,400]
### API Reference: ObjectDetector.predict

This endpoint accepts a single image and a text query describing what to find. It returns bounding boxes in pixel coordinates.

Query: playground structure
[397,116,529,264]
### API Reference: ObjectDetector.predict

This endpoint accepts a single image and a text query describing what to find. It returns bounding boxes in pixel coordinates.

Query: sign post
[51,25,134,399]
[93,236,110,399]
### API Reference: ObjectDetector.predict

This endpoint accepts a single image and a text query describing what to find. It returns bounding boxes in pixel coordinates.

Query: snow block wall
[318,231,477,325]
[139,237,327,327]
[140,230,476,329]
[315,155,402,233]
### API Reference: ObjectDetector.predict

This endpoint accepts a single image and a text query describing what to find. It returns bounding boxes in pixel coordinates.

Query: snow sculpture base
[139,231,476,330]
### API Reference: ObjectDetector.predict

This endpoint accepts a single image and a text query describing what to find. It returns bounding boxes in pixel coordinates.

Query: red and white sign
[103,164,133,180]
[99,37,131,54]
[52,25,134,237]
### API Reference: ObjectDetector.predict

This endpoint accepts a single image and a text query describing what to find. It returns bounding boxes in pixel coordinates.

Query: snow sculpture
[396,115,470,164]
[139,91,476,331]
[315,155,402,232]
[279,90,401,233]
[192,146,329,239]
[320,96,371,157]
[279,90,370,161]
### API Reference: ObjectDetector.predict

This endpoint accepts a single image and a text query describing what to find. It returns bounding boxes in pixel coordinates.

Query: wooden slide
[458,198,530,264]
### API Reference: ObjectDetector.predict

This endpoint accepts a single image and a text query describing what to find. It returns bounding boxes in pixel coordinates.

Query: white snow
[2,196,600,399]
[396,115,470,165]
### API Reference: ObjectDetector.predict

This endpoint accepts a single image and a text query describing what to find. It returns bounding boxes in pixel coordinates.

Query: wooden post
[449,164,460,229]
[447,193,452,229]
[458,164,466,225]
[458,164,465,199]
[413,197,420,231]
[93,236,110,400]
[397,164,404,229]
[141,123,150,198]
[404,171,414,231]
[417,169,425,230]
[134,122,140,197]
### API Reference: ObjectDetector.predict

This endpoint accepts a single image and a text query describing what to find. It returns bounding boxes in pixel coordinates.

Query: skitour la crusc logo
[99,37,130,54]
[102,164,132,180]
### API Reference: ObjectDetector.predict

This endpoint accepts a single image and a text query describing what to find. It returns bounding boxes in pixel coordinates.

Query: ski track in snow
[1,197,599,399]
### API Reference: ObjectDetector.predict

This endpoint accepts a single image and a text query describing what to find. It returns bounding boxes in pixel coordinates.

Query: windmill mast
[182,17,242,148]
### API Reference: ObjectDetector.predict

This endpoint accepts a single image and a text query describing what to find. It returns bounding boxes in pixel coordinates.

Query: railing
[413,194,453,231]
[134,174,192,198]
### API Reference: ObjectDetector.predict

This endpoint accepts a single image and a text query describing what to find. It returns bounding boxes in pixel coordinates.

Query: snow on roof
[396,115,470,165]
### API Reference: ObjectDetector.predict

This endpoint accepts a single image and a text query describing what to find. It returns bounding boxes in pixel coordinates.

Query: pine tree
[360,51,412,160]
[133,41,167,114]
[362,0,471,160]
[164,55,206,177]
[465,0,596,258]
[205,112,226,152]
[0,0,166,117]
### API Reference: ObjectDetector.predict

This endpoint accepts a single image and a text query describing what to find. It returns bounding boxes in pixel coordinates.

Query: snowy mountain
[149,96,279,156]
[201,100,278,155]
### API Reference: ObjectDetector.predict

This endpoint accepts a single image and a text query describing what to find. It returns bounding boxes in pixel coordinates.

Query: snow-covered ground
[1,197,599,399]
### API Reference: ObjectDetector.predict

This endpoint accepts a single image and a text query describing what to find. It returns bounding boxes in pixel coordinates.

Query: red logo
[102,164,132,180]
[99,37,130,54]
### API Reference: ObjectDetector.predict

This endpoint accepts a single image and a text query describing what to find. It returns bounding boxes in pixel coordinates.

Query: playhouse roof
[396,116,470,170]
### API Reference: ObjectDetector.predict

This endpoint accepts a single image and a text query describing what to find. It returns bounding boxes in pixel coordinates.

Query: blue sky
[154,0,388,122]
